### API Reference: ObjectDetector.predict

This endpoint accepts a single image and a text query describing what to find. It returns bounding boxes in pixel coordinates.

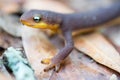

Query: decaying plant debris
[0,0,120,80]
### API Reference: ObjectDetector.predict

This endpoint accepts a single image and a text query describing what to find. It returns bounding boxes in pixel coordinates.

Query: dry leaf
[74,32,120,73]
[21,27,58,79]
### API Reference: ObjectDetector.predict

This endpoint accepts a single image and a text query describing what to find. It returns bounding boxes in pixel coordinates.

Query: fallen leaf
[74,32,120,73]
[21,27,58,79]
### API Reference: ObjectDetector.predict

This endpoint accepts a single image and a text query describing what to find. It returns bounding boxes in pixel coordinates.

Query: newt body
[20,1,120,71]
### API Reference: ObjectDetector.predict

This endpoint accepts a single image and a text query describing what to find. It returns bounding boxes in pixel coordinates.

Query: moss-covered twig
[3,47,37,80]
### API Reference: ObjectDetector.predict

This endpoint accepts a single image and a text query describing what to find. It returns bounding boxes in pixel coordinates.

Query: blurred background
[0,0,120,80]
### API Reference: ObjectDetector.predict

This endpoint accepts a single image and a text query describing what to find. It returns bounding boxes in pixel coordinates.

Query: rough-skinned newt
[20,1,120,72]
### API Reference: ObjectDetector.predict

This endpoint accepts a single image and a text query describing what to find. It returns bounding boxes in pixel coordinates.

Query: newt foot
[44,63,61,72]
[41,58,61,72]
[41,58,51,64]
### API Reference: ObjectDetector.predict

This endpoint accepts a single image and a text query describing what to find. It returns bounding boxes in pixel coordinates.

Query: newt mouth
[20,20,59,29]
[20,20,37,29]
[20,20,32,26]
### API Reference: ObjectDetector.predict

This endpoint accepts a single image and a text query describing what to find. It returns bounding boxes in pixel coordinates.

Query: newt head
[20,9,62,32]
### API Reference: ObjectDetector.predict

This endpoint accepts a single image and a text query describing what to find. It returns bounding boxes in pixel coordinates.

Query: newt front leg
[44,30,74,72]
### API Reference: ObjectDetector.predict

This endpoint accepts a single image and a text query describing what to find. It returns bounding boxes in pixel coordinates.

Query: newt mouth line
[20,20,34,27]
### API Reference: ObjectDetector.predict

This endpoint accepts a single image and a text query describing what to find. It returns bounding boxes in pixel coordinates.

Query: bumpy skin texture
[20,1,120,71]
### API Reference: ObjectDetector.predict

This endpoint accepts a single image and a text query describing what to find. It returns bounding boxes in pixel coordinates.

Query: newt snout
[20,10,61,32]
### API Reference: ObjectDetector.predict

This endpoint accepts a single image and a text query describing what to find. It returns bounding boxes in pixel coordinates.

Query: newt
[20,1,120,72]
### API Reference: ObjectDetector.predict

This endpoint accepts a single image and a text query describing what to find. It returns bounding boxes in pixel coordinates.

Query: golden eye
[33,16,41,23]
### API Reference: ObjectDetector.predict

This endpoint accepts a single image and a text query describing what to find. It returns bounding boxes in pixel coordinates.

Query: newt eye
[33,16,41,23]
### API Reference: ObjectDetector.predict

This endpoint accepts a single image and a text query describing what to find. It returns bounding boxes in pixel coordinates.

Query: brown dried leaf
[74,32,120,73]
[47,47,120,80]
[21,27,58,79]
